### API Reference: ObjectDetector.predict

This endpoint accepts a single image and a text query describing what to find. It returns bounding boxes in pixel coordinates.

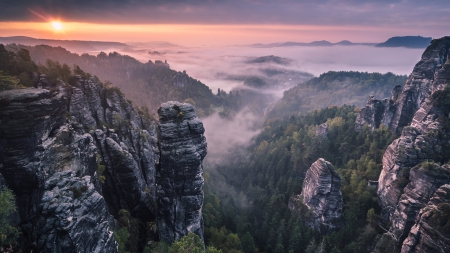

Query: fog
[121,44,423,91]
[86,43,423,175]
[115,43,424,165]
[201,107,261,164]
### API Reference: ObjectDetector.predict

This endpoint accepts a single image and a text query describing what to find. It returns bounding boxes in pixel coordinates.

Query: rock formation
[389,163,450,243]
[377,87,450,224]
[315,123,328,138]
[0,74,207,251]
[356,36,450,133]
[37,171,116,252]
[173,71,188,87]
[156,101,207,243]
[295,158,343,233]
[373,36,450,252]
[401,184,450,253]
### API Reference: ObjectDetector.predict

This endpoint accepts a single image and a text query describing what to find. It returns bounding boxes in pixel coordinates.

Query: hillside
[202,36,450,253]
[266,71,407,120]
[5,44,221,117]
[376,36,432,48]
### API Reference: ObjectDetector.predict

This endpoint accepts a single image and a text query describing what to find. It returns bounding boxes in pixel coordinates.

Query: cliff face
[156,101,207,243]
[401,184,450,253]
[296,158,343,233]
[356,36,450,133]
[374,36,450,252]
[377,87,450,224]
[0,77,206,251]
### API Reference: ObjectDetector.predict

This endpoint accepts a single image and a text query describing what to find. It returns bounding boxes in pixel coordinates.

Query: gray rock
[36,171,117,253]
[156,101,207,243]
[389,163,450,242]
[315,123,328,138]
[0,76,161,251]
[377,89,450,224]
[297,158,343,233]
[355,36,450,133]
[173,71,188,88]
[401,184,450,253]
[374,36,450,252]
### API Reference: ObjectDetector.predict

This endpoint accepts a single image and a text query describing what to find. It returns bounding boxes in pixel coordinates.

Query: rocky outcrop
[156,101,207,243]
[297,158,343,233]
[355,88,399,131]
[37,171,117,253]
[374,36,450,252]
[401,184,450,253]
[388,163,450,243]
[315,123,328,138]
[173,71,188,87]
[377,87,450,224]
[356,36,450,133]
[0,76,163,251]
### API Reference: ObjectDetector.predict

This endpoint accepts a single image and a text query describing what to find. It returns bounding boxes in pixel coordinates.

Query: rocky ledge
[156,101,207,243]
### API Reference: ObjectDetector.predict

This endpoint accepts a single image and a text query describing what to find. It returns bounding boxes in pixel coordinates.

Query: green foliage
[114,227,131,253]
[168,233,204,253]
[0,71,21,91]
[39,59,72,83]
[96,154,106,184]
[69,185,89,198]
[0,44,37,89]
[0,187,21,248]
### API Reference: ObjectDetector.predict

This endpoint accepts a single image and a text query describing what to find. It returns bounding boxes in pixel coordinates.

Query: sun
[51,21,63,31]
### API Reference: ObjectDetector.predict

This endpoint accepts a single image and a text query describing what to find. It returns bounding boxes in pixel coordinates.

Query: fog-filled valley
[1,35,450,253]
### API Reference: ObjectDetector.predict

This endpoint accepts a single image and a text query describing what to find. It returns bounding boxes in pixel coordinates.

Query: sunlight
[51,21,63,31]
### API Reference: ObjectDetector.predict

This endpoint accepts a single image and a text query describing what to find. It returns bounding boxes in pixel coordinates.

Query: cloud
[0,0,449,30]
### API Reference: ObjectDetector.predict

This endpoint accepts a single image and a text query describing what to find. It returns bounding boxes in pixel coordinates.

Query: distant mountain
[375,36,432,48]
[126,41,180,48]
[246,55,292,65]
[0,36,129,53]
[250,40,375,48]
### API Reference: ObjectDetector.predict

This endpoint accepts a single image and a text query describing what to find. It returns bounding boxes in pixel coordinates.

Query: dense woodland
[267,71,407,120]
[5,44,222,116]
[202,105,398,253]
[0,44,409,253]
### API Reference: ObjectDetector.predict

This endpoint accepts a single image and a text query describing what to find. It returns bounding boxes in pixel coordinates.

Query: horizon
[0,1,449,47]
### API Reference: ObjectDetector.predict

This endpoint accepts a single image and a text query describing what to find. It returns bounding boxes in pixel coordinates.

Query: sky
[0,0,449,46]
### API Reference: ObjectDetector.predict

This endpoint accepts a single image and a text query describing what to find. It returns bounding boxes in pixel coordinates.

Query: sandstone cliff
[356,36,450,133]
[0,76,206,251]
[401,184,450,253]
[156,101,207,243]
[373,36,450,252]
[290,158,343,233]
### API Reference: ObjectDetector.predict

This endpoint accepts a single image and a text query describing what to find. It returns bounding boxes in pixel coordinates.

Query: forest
[202,105,398,253]
[1,44,405,253]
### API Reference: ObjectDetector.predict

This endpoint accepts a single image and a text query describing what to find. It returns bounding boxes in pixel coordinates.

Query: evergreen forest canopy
[202,105,399,253]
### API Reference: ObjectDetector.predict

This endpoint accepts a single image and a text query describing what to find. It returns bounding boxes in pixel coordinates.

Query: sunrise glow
[51,21,63,31]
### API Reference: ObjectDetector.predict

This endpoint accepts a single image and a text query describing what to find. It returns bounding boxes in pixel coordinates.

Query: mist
[108,43,424,165]
[202,107,261,165]
[121,44,423,91]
